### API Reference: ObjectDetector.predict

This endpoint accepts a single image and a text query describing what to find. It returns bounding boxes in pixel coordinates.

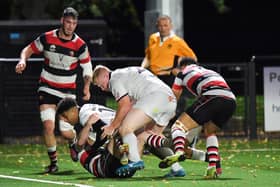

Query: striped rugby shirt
[30,29,92,98]
[172,64,235,100]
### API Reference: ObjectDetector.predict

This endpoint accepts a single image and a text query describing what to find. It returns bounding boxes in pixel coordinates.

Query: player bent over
[56,97,180,177]
[56,97,137,177]
[159,57,236,179]
[93,65,187,177]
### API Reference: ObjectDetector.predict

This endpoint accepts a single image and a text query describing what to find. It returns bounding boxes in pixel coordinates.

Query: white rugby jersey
[79,104,116,126]
[172,64,235,99]
[109,66,174,101]
[30,29,92,98]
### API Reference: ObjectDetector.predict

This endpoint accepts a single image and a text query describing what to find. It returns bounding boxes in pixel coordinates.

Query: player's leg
[115,109,150,176]
[203,97,236,178]
[40,104,58,173]
[204,121,220,179]
[159,112,200,168]
[59,120,78,162]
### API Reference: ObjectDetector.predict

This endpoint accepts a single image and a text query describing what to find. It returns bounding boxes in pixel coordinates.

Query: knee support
[171,113,199,133]
[40,108,55,122]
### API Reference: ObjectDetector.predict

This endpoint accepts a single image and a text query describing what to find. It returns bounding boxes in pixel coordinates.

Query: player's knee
[43,122,55,135]
[40,108,55,122]
[171,123,186,139]
[203,121,218,136]
[118,125,133,136]
[177,113,199,130]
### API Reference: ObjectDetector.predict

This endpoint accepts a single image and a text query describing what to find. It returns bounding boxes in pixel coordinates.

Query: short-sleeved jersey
[79,104,116,126]
[145,32,196,75]
[59,104,115,135]
[30,29,92,98]
[109,67,174,101]
[79,104,116,142]
[172,64,236,100]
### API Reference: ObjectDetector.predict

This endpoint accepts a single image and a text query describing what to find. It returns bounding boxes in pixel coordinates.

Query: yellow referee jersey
[145,32,196,75]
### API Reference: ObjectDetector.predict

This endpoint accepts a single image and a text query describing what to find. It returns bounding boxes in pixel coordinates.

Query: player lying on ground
[159,57,236,179]
[56,97,184,177]
[56,97,136,177]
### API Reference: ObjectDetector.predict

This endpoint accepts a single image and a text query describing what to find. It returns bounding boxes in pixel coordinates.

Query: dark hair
[179,57,198,67]
[56,97,78,116]
[62,7,79,19]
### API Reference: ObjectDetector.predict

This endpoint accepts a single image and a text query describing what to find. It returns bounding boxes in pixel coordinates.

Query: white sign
[263,67,280,131]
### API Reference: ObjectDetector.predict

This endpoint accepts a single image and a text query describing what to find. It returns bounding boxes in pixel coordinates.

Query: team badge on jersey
[69,50,74,57]
[50,45,56,52]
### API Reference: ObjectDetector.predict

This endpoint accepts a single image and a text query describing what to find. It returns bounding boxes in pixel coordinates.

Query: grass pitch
[0,139,279,187]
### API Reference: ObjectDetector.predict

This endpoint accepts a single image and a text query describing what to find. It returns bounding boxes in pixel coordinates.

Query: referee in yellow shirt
[141,15,197,87]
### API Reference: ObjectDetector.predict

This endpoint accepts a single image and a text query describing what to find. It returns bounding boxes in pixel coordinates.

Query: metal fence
[0,57,261,142]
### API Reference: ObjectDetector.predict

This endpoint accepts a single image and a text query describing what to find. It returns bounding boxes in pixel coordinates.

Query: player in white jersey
[92,65,187,177]
[159,57,236,179]
[57,98,116,152]
[56,97,136,178]
[56,97,179,177]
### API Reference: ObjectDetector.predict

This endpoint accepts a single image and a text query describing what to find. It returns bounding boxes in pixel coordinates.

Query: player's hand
[86,113,99,126]
[101,125,115,139]
[15,60,26,74]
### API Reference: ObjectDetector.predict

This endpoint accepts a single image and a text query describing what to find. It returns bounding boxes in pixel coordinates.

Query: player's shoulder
[149,32,160,40]
[73,33,87,45]
[170,34,184,42]
[44,29,57,37]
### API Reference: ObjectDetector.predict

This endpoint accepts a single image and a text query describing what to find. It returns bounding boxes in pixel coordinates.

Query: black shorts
[186,95,236,128]
[83,149,135,178]
[38,91,62,106]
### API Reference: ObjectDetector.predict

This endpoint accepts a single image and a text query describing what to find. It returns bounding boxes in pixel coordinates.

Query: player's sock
[171,162,183,172]
[191,148,206,161]
[171,126,186,153]
[123,133,141,162]
[146,134,168,148]
[47,146,57,166]
[206,135,219,168]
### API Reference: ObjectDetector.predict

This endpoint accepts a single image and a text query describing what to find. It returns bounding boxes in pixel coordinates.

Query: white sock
[191,148,206,161]
[123,133,141,162]
[171,162,183,172]
[47,146,56,152]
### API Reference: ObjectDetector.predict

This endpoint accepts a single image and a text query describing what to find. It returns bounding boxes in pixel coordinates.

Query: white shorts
[133,92,177,127]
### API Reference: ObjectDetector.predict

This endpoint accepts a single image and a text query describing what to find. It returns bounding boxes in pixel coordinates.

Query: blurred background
[0,0,279,60]
[0,0,279,141]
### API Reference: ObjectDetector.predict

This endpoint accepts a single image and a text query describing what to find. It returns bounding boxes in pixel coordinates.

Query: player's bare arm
[15,45,34,74]
[82,75,92,101]
[102,95,131,137]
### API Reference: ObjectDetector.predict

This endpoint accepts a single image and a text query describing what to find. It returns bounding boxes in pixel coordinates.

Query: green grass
[0,139,279,187]
[107,95,265,127]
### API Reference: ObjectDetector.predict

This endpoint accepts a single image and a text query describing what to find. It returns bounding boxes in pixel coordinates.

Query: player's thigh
[134,92,176,127]
[186,96,217,125]
[120,108,152,134]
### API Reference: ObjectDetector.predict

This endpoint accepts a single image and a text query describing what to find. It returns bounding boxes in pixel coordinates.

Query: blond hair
[92,65,111,84]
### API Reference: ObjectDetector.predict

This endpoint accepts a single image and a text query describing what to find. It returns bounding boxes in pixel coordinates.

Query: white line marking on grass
[227,148,280,152]
[0,174,94,187]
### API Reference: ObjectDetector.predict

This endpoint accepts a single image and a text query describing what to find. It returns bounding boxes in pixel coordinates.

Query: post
[248,56,257,139]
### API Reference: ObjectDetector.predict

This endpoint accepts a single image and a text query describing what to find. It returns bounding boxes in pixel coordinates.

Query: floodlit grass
[107,95,265,128]
[0,139,279,187]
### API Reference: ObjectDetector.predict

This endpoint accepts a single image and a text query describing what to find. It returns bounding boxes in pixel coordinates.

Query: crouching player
[56,97,135,178]
[159,57,236,179]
